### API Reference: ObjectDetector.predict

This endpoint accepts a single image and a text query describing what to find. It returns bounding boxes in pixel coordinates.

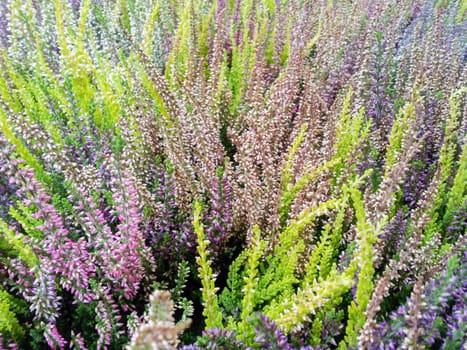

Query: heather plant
[363,250,467,349]
[0,0,466,349]
[127,290,190,350]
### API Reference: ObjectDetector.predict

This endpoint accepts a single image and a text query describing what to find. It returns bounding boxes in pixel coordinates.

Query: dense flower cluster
[0,0,465,349]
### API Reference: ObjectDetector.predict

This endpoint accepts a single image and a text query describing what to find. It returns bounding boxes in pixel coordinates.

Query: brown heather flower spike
[401,277,427,350]
[359,171,442,348]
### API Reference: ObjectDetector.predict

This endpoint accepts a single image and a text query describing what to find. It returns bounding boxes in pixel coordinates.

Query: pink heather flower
[70,331,88,350]
[43,323,67,350]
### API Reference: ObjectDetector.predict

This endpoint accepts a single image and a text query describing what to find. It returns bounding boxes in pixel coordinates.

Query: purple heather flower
[254,314,322,350]
[181,328,247,350]
[0,336,18,350]
[402,92,440,209]
[255,314,292,350]
[204,177,233,260]
[376,209,407,268]
[445,201,467,242]
[0,0,10,48]
[26,266,61,324]
[322,49,357,108]
[0,137,20,225]
[367,252,467,349]
[146,165,196,276]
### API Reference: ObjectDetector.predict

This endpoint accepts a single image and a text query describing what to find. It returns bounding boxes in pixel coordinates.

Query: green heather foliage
[0,0,465,349]
[0,289,25,342]
[193,201,223,330]
[340,186,376,349]
[425,88,467,244]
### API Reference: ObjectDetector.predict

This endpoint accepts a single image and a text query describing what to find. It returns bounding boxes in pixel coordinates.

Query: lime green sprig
[310,311,325,346]
[281,123,308,193]
[0,49,64,145]
[219,251,248,329]
[437,89,464,184]
[340,186,377,349]
[8,0,35,60]
[456,0,466,22]
[142,0,161,56]
[0,108,50,185]
[384,100,416,175]
[193,201,223,329]
[117,0,132,33]
[256,198,340,308]
[1,50,40,117]
[165,0,193,87]
[88,55,123,130]
[134,59,174,128]
[9,204,44,241]
[55,0,114,130]
[54,0,71,59]
[77,0,92,45]
[333,84,354,158]
[443,136,467,232]
[197,0,218,72]
[266,268,354,333]
[305,194,349,283]
[279,158,340,227]
[0,218,39,269]
[304,222,333,284]
[0,288,25,342]
[279,88,370,226]
[238,225,266,341]
[319,200,347,280]
[280,18,292,65]
[0,68,21,113]
[225,0,262,115]
[425,87,466,243]
[440,89,467,228]
[333,88,371,183]
[305,0,332,57]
